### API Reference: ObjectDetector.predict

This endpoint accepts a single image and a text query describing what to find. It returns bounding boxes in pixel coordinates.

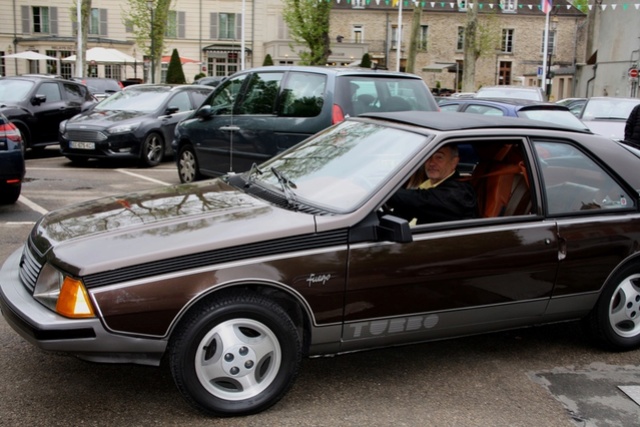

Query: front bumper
[0,248,166,365]
[59,132,142,160]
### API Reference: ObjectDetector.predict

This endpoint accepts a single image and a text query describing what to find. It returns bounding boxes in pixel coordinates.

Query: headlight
[33,263,95,318]
[108,122,140,134]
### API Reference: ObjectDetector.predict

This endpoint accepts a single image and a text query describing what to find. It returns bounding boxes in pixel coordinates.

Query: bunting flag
[335,0,640,12]
[541,0,552,14]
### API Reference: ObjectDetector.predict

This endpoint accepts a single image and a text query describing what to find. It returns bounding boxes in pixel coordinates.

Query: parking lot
[1,148,640,426]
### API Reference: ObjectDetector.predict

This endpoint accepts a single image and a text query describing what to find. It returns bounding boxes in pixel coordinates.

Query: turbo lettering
[346,315,439,339]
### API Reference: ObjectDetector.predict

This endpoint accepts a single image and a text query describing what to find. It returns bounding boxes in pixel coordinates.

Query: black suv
[172,66,439,182]
[0,75,96,150]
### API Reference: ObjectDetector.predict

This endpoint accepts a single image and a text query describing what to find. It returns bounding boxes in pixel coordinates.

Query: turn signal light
[56,277,95,318]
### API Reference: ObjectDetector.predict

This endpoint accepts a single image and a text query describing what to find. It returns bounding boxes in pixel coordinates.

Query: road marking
[116,169,172,186]
[619,386,640,406]
[17,194,48,215]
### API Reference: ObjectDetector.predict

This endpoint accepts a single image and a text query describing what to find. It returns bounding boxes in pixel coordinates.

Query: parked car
[577,96,640,141]
[71,77,124,101]
[475,85,547,102]
[0,75,96,150]
[0,113,25,204]
[172,65,439,183]
[438,98,590,131]
[59,84,214,167]
[4,112,640,417]
[556,97,587,117]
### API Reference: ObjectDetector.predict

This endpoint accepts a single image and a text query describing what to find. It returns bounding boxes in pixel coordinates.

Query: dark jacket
[388,171,478,224]
[625,104,640,146]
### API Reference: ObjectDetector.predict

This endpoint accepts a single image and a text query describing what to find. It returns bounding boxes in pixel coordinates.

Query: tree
[123,0,173,83]
[166,49,186,83]
[360,53,372,69]
[461,7,500,92]
[405,6,422,74]
[282,0,332,65]
[263,54,274,66]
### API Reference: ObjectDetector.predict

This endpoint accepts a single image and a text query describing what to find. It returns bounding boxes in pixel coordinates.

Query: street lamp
[545,16,559,98]
[147,0,155,83]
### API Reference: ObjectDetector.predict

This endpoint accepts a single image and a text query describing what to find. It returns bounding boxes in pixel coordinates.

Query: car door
[30,81,68,144]
[158,90,197,147]
[533,139,640,308]
[191,73,249,176]
[341,138,560,351]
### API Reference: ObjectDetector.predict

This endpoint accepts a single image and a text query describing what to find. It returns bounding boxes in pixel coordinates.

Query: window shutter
[21,6,30,34]
[100,9,108,36]
[235,14,242,40]
[50,7,58,35]
[210,13,218,39]
[178,11,186,38]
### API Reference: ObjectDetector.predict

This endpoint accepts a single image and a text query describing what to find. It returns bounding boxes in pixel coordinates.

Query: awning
[161,55,200,64]
[62,47,136,64]
[2,51,58,60]
[423,63,456,72]
[202,44,252,54]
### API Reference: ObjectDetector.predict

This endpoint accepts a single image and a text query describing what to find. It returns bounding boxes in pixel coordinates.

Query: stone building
[0,0,587,100]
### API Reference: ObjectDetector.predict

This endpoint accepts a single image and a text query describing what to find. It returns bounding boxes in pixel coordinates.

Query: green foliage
[263,54,274,66]
[166,49,186,84]
[282,0,332,65]
[194,72,206,81]
[360,53,372,68]
[122,0,172,73]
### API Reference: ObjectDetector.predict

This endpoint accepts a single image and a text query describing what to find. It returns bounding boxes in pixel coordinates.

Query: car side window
[205,74,247,114]
[278,72,326,118]
[534,141,634,215]
[63,83,86,103]
[37,82,62,102]
[439,104,459,112]
[236,72,284,115]
[168,92,192,112]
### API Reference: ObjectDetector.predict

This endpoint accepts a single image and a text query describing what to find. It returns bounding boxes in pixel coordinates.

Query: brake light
[332,104,345,124]
[0,122,22,142]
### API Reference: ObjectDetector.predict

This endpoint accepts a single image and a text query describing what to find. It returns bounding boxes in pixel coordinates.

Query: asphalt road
[1,148,639,426]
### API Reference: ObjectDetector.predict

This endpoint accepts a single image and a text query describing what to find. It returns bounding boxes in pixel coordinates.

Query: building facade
[0,0,589,101]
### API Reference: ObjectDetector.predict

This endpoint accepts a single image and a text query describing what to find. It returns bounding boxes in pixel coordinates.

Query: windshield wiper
[246,162,264,187]
[270,166,298,208]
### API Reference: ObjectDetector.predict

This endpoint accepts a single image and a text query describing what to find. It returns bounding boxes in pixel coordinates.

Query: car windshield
[95,87,170,112]
[0,79,34,103]
[518,108,590,131]
[581,98,640,120]
[247,120,429,213]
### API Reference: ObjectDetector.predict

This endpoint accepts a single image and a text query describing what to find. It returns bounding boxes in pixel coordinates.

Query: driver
[387,145,478,224]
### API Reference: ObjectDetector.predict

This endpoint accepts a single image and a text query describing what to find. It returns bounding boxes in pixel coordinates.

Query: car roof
[123,84,207,92]
[228,65,424,79]
[358,111,592,133]
[439,98,560,108]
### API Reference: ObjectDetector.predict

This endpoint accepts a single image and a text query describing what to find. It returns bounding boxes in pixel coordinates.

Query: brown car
[3,112,640,417]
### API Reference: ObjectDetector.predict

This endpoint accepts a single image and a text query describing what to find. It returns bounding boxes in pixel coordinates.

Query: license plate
[70,141,95,150]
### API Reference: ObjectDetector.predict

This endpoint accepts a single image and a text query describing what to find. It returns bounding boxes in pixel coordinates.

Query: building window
[457,27,465,51]
[207,53,239,77]
[211,13,242,40]
[105,65,122,80]
[419,25,428,51]
[33,7,50,33]
[500,0,517,12]
[458,0,467,11]
[391,25,403,50]
[352,0,365,8]
[540,29,557,54]
[501,29,514,53]
[277,16,289,39]
[353,25,363,43]
[1,53,5,77]
[165,11,185,38]
[59,50,73,79]
[89,9,108,36]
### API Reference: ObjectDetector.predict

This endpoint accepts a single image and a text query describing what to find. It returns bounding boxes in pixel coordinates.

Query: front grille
[19,245,43,294]
[65,130,108,143]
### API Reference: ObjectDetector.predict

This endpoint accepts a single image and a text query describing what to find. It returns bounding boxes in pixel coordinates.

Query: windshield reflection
[254,120,429,213]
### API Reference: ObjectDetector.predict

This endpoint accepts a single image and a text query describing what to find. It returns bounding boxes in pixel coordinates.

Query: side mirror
[195,105,214,120]
[165,106,180,115]
[31,94,47,106]
[377,215,412,243]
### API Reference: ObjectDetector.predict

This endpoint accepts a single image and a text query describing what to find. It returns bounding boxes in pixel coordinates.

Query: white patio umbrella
[2,51,59,61]
[62,47,136,64]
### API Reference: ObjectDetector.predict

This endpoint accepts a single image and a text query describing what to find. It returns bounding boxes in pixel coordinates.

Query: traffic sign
[630,68,639,79]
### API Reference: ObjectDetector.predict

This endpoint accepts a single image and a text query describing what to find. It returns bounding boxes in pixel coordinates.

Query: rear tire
[584,263,640,351]
[169,292,302,417]
[177,144,203,183]
[0,184,21,204]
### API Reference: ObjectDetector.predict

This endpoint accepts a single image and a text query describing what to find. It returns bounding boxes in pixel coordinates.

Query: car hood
[582,119,625,141]
[30,179,317,276]
[67,109,151,126]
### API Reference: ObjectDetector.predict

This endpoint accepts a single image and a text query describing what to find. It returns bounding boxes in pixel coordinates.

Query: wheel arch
[168,281,314,356]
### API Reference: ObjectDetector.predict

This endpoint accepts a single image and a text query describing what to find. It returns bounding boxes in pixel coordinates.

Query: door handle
[557,236,567,261]
[219,125,240,131]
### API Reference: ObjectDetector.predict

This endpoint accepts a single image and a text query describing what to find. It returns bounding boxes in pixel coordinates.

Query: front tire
[169,292,302,417]
[584,264,640,351]
[177,144,203,183]
[139,132,164,167]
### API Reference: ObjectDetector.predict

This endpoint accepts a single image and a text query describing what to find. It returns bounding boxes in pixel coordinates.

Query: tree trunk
[462,5,478,92]
[405,6,422,74]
